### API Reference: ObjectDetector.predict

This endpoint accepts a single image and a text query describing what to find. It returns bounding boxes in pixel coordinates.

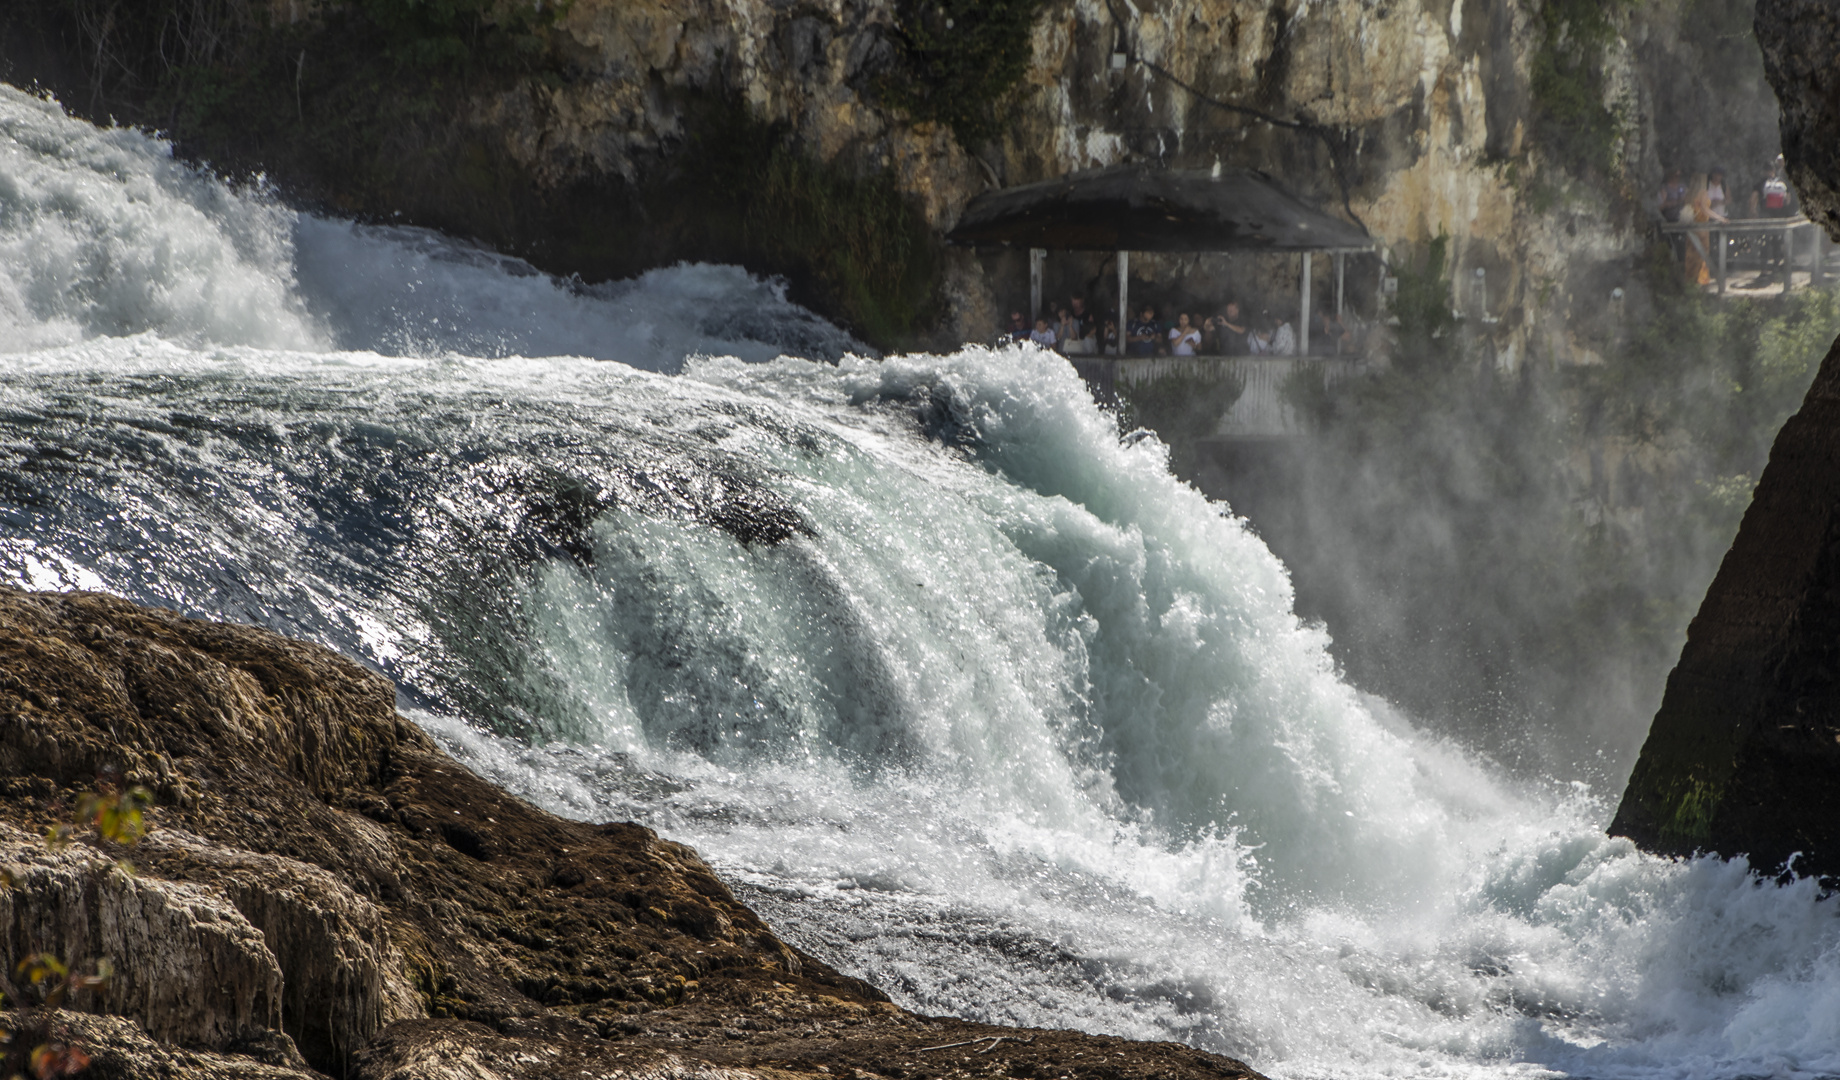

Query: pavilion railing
[1116,356,1364,438]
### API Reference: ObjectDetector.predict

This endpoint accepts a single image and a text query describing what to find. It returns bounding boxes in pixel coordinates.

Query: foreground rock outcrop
[1606,330,1840,877]
[1756,0,1840,239]
[1608,0,1840,877]
[0,587,1265,1080]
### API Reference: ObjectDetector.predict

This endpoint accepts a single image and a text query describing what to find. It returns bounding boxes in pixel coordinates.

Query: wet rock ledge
[0,588,1264,1080]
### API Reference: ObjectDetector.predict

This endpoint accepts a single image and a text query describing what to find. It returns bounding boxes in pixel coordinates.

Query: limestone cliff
[0,0,1784,350]
[0,587,1265,1080]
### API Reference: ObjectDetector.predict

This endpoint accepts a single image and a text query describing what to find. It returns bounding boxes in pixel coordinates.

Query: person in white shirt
[1056,308,1086,354]
[1269,315,1296,356]
[1167,313,1202,356]
[1029,317,1057,348]
[1246,316,1272,355]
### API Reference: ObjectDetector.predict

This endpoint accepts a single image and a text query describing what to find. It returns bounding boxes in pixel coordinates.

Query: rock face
[0,587,1266,1080]
[1756,0,1840,238]
[1606,332,1840,875]
[0,0,1785,349]
[1607,0,1840,878]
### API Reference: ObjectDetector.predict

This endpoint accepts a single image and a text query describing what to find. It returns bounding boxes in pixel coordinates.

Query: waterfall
[4,84,1839,1080]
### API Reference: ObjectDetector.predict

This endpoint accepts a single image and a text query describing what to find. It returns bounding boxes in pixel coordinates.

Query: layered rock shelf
[0,588,1265,1080]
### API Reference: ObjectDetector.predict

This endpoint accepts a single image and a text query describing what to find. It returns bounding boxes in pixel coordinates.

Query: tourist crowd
[1001,295,1361,358]
[1658,154,1800,285]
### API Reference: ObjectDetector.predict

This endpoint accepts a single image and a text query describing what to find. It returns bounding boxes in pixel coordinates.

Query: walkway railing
[1115,356,1364,438]
[1659,216,1829,296]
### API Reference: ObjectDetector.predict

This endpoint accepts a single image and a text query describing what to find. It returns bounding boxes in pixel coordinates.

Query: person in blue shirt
[1127,306,1161,356]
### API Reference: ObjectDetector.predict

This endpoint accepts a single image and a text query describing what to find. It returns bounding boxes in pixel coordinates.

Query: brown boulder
[0,588,1265,1080]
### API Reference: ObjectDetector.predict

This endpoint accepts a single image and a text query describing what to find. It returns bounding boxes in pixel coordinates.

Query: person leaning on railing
[1210,301,1249,355]
[1127,306,1162,356]
[1750,155,1798,285]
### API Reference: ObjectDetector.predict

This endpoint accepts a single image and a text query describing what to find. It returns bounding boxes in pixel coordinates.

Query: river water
[3,85,1838,1080]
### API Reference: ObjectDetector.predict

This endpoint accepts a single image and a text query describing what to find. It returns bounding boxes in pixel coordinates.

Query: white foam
[0,86,324,353]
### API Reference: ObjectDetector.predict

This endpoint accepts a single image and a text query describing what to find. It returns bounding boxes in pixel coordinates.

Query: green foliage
[1659,777,1723,846]
[14,955,112,1012]
[880,0,1051,146]
[354,0,569,72]
[1389,235,1464,378]
[1118,367,1247,477]
[1530,0,1632,177]
[670,102,939,346]
[1589,276,1840,462]
[0,779,149,1078]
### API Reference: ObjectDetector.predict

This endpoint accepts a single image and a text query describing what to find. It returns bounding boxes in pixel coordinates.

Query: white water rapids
[3,86,1839,1080]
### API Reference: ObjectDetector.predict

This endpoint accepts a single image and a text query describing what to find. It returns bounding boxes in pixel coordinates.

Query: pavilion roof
[947,165,1373,253]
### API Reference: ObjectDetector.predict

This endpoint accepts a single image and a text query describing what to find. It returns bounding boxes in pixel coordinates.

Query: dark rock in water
[1608,333,1840,878]
[1609,4,1840,880]
[0,588,1267,1080]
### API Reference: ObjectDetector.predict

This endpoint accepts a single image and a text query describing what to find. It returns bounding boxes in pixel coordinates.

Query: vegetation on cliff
[878,0,1052,147]
[1529,0,1634,179]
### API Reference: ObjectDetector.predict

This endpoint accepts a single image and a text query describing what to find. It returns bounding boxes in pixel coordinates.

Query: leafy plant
[353,0,569,72]
[0,776,154,1078]
[878,0,1051,146]
[1529,0,1634,178]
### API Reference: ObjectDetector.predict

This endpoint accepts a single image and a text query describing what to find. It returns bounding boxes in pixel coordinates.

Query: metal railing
[1658,215,1829,295]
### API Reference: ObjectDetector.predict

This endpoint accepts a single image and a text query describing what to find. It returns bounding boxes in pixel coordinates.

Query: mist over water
[4,85,1840,1080]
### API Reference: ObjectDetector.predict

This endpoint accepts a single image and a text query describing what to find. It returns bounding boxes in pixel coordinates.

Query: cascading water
[3,85,1838,1079]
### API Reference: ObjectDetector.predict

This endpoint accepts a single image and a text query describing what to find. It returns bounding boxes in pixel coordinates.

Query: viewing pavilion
[948,164,1375,355]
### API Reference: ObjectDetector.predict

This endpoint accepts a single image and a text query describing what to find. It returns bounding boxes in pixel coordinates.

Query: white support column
[1116,250,1129,356]
[1030,248,1046,322]
[1334,251,1346,316]
[1816,225,1827,287]
[1299,252,1313,356]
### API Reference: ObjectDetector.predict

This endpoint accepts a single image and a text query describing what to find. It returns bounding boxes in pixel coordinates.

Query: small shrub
[878,0,1051,146]
[668,100,939,346]
[1529,0,1634,178]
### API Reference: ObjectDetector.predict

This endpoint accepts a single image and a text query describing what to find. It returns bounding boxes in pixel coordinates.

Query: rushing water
[4,85,1839,1080]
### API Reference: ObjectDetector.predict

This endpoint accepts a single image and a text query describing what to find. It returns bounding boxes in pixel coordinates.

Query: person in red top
[1750,156,1797,285]
[1751,155,1795,217]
